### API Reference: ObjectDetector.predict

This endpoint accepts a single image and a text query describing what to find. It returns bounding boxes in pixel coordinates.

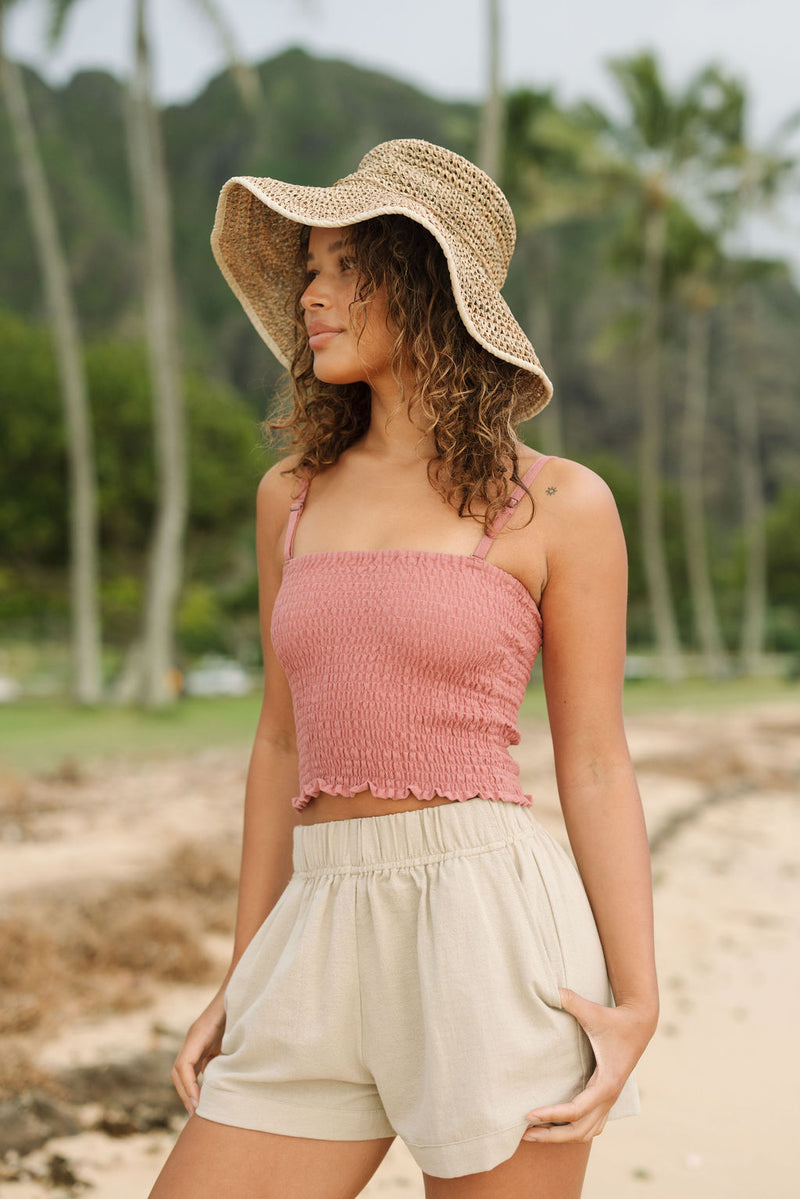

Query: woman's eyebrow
[306,239,345,262]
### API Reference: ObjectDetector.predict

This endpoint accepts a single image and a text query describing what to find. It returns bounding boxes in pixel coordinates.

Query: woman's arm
[171,459,304,1113]
[522,459,658,1142]
[224,465,304,977]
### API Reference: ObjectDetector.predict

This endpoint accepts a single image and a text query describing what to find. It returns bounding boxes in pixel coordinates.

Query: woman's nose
[300,278,327,310]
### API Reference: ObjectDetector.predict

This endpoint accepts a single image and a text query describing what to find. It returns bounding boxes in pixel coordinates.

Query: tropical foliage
[1,43,799,695]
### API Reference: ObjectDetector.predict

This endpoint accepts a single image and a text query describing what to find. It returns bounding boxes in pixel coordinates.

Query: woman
[150,139,657,1199]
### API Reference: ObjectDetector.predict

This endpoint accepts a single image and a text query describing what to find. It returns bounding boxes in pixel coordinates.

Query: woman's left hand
[522,987,656,1144]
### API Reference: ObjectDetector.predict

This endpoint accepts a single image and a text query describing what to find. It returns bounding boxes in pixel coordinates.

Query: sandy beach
[1,694,798,1198]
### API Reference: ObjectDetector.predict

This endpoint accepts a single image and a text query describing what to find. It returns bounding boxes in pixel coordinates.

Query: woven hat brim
[211,175,553,421]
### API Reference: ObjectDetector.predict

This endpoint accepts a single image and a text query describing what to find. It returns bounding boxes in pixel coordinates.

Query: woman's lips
[308,330,341,350]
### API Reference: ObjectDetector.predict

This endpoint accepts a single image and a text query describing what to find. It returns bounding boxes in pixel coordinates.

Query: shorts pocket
[222,879,296,1018]
[503,837,567,1010]
[526,827,614,1010]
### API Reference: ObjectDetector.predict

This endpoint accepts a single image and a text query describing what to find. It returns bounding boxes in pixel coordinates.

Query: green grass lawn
[520,672,796,721]
[0,676,795,776]
[0,694,263,774]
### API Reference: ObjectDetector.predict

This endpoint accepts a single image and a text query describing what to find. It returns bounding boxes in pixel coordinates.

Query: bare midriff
[296,788,459,824]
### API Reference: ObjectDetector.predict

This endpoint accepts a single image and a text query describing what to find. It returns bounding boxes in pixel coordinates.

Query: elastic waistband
[291,798,539,875]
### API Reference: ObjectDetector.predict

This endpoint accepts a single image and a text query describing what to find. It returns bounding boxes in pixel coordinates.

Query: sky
[6,0,800,274]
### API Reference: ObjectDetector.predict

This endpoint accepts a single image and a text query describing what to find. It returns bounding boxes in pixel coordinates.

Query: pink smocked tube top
[270,457,553,812]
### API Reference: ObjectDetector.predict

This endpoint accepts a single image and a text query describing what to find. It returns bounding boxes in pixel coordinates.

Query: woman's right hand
[170,989,227,1115]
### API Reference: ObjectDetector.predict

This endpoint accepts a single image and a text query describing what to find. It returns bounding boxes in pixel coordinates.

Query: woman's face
[300,225,396,386]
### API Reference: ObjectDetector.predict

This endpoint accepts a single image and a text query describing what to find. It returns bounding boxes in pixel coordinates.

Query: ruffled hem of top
[291,780,534,812]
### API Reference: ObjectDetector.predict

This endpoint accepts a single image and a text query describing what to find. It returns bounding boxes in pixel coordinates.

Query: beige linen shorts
[196,797,639,1178]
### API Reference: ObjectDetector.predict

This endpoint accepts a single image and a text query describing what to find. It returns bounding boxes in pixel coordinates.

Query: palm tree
[704,73,800,672]
[0,0,102,703]
[502,88,625,456]
[124,0,188,708]
[51,0,258,706]
[593,52,742,680]
[717,252,787,674]
[477,0,503,183]
[671,218,729,676]
[733,280,767,674]
[478,6,570,457]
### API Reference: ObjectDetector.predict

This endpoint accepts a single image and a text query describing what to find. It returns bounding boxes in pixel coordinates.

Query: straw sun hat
[211,138,553,422]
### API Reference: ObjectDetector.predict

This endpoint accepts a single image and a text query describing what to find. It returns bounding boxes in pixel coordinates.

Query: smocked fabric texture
[270,457,553,812]
[196,798,640,1177]
[211,138,553,423]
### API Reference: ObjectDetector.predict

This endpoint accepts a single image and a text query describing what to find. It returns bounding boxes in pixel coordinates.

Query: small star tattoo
[545,486,558,496]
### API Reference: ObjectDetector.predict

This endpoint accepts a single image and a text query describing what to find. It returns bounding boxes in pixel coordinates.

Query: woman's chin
[311,363,364,386]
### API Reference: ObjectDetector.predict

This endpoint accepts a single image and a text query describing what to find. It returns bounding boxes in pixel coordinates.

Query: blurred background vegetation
[1,0,799,708]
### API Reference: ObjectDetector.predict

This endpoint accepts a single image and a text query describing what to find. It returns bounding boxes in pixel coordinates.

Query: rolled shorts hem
[195,1087,396,1141]
[406,1086,639,1179]
[407,1117,530,1178]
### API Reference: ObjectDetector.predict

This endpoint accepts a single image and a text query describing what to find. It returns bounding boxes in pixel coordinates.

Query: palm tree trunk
[639,199,684,680]
[737,392,767,672]
[680,297,728,677]
[734,285,767,673]
[523,234,563,454]
[0,35,102,703]
[128,0,188,707]
[477,0,503,181]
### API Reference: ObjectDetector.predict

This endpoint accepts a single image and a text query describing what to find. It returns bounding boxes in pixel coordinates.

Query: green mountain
[2,46,798,482]
[0,47,476,389]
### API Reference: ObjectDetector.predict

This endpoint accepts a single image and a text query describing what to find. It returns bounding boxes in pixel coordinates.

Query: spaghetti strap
[283,472,312,562]
[472,455,555,560]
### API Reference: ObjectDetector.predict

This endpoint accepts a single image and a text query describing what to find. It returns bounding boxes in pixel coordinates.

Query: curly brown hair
[262,215,536,535]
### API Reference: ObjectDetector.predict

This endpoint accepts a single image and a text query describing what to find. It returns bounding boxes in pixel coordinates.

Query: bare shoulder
[256,451,306,529]
[536,458,627,594]
[535,456,619,519]
[515,450,624,565]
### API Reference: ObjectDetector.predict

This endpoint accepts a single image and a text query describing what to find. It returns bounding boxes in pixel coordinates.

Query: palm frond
[47,0,79,47]
[606,51,671,152]
[190,0,260,109]
[769,107,800,151]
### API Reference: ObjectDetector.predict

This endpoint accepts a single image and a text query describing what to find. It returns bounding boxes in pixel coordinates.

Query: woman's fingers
[522,1110,608,1144]
[525,1085,602,1133]
[522,987,634,1140]
[170,1055,199,1115]
[166,993,227,1114]
[175,1043,202,1108]
[170,1027,220,1113]
[523,1081,613,1143]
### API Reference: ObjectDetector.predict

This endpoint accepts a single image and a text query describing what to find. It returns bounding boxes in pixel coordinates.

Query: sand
[1,696,798,1197]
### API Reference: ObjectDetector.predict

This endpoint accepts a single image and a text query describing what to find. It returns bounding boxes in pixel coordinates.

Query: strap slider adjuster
[289,500,305,512]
